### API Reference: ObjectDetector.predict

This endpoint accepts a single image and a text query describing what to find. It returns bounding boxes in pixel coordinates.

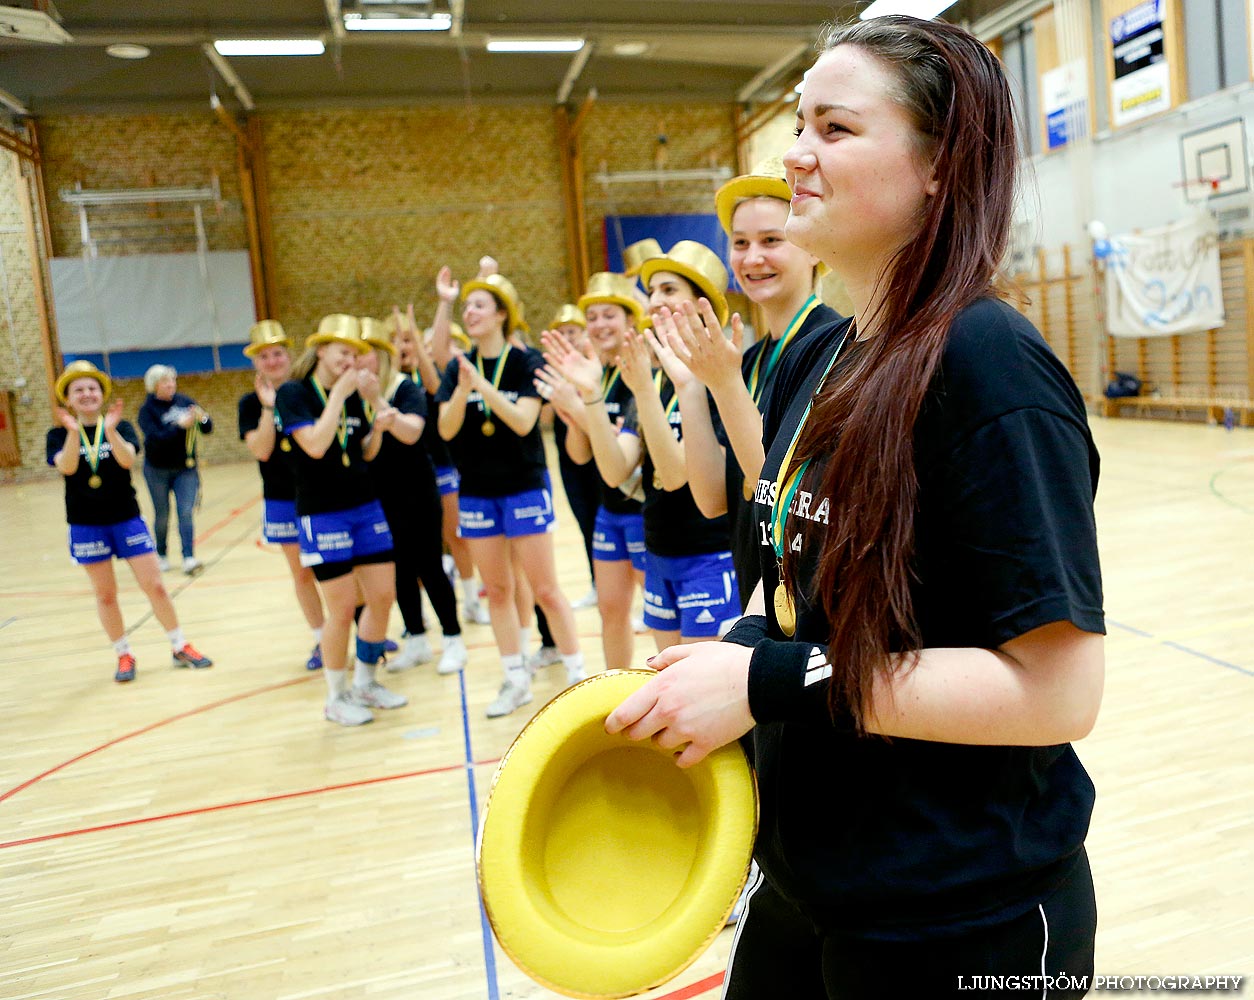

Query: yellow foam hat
[714,156,793,235]
[55,360,111,404]
[243,319,292,358]
[638,241,730,327]
[549,304,587,329]
[462,273,525,337]
[477,670,757,999]
[622,238,663,277]
[577,272,646,329]
[305,314,369,353]
[358,317,397,356]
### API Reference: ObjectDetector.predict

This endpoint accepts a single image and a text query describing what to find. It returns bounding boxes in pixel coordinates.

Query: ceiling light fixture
[213,39,326,56]
[343,13,452,30]
[106,43,150,59]
[486,38,585,53]
[858,0,958,19]
[612,41,649,57]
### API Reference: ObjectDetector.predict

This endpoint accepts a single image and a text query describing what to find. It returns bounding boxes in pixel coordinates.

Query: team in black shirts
[47,360,213,682]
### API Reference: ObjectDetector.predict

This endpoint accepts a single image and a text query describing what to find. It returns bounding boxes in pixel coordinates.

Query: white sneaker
[565,664,588,686]
[463,598,491,625]
[571,586,598,609]
[632,616,648,634]
[350,679,408,709]
[437,636,468,674]
[183,556,203,576]
[442,554,456,581]
[486,676,532,718]
[157,556,170,572]
[325,692,373,726]
[386,633,433,672]
[526,645,562,673]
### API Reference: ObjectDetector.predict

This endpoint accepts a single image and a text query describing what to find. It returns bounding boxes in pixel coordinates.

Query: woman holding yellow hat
[238,320,327,672]
[47,360,213,682]
[276,315,407,726]
[435,268,585,718]
[657,157,841,609]
[609,18,1103,995]
[356,317,467,676]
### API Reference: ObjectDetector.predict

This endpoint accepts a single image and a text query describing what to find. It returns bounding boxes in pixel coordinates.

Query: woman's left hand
[373,405,397,431]
[616,330,656,396]
[103,399,124,431]
[605,641,755,768]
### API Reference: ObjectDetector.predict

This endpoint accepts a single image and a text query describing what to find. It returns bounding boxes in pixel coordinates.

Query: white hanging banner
[1103,215,1224,337]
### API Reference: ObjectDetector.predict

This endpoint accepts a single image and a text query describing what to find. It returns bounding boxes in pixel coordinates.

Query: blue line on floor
[459,668,500,1000]
[0,617,16,630]
[1108,619,1251,677]
[1107,618,1153,638]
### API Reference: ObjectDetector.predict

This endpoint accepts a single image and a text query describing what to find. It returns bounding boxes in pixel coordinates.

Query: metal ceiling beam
[555,41,593,106]
[201,43,256,111]
[735,41,812,104]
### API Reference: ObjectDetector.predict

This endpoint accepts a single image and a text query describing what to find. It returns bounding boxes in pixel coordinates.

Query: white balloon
[1086,220,1108,240]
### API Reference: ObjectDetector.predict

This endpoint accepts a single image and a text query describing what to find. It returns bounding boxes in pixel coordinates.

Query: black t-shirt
[368,377,436,500]
[47,420,143,526]
[434,346,547,498]
[726,302,841,607]
[598,368,644,516]
[745,298,1104,939]
[138,393,213,469]
[401,369,454,469]
[238,391,297,502]
[626,374,730,558]
[274,374,377,516]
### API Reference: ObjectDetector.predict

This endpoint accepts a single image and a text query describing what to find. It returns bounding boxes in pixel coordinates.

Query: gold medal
[280,438,292,452]
[773,582,797,636]
[481,420,496,437]
[186,457,195,468]
[88,474,102,489]
[742,479,754,501]
[652,471,662,490]
[341,452,351,467]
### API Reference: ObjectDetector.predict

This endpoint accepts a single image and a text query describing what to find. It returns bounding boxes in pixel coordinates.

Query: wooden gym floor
[1,417,1251,999]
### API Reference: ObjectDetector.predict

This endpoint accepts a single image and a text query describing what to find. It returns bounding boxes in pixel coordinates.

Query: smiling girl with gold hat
[48,360,213,682]
[434,262,585,718]
[238,320,327,672]
[275,314,407,726]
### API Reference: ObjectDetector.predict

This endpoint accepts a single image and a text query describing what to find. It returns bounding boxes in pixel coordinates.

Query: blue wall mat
[65,343,253,380]
[603,214,735,289]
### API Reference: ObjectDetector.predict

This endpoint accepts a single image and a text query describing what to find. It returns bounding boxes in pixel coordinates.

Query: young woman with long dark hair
[435,272,585,718]
[238,321,327,671]
[48,361,213,682]
[276,315,407,727]
[607,17,1104,997]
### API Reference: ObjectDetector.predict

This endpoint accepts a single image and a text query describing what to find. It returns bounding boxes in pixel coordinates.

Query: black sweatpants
[557,453,599,580]
[381,486,460,637]
[723,851,1096,999]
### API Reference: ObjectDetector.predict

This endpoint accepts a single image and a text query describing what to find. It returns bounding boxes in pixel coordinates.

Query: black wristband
[748,638,855,731]
[721,614,768,649]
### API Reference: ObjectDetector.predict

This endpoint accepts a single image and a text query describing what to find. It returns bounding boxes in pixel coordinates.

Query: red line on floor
[0,675,315,805]
[655,972,726,999]
[194,495,261,545]
[0,757,502,850]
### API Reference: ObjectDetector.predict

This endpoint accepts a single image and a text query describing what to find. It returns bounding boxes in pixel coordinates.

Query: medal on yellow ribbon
[79,420,105,490]
[311,376,353,470]
[476,344,511,438]
[185,415,199,469]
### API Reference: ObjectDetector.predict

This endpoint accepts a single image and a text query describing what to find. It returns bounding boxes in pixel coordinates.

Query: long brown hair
[781,16,1019,730]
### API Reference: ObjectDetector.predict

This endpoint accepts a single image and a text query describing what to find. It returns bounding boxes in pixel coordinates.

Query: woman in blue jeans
[138,364,213,575]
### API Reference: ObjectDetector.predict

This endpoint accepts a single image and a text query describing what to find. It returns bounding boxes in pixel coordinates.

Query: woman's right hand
[331,366,358,400]
[436,265,459,304]
[642,310,695,391]
[540,328,602,399]
[617,330,657,396]
[55,407,78,432]
[255,372,277,409]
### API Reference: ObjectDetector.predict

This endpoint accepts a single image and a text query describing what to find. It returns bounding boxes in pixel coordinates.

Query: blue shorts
[435,465,460,497]
[69,517,157,565]
[263,499,300,544]
[593,508,646,571]
[643,550,740,638]
[459,487,556,539]
[298,500,394,573]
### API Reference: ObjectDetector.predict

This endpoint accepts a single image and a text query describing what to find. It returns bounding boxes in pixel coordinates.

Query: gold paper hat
[715,155,793,235]
[639,241,731,326]
[461,273,525,337]
[306,314,370,353]
[55,360,111,404]
[549,304,586,330]
[243,319,292,358]
[577,272,646,328]
[359,317,397,356]
[622,237,663,277]
[477,670,757,999]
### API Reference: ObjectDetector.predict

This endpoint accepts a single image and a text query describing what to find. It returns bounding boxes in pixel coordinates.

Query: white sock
[113,636,131,657]
[502,653,527,686]
[353,658,376,688]
[518,627,532,655]
[325,668,347,700]
[311,627,323,644]
[166,627,185,651]
[561,652,585,673]
[443,634,464,649]
[462,579,479,603]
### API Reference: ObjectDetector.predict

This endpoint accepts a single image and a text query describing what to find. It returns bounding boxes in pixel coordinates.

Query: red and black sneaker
[115,654,137,683]
[172,643,213,669]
